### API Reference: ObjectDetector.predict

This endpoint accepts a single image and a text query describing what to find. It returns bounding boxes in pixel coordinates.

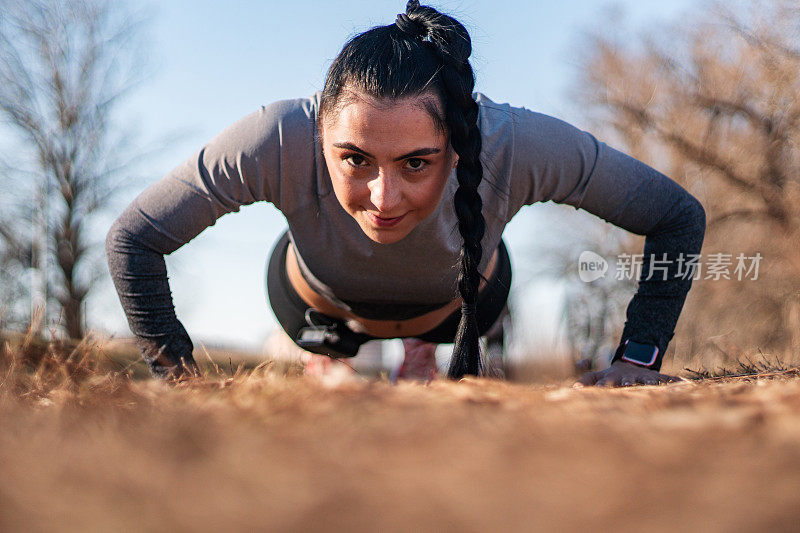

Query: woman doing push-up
[106,1,706,386]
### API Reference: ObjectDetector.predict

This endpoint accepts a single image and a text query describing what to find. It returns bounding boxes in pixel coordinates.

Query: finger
[575,371,599,387]
[596,376,615,387]
[658,373,681,383]
[641,375,659,386]
[619,377,633,387]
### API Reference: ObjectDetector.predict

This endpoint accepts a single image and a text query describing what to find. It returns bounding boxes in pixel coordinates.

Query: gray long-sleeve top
[106,92,706,377]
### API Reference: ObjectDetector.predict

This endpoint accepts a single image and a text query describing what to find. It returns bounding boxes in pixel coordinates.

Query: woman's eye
[405,158,427,171]
[345,154,368,167]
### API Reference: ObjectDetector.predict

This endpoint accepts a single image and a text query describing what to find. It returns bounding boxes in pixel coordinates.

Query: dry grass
[684,353,800,381]
[3,335,800,532]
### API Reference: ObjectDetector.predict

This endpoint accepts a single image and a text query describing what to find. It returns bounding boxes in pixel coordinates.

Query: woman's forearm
[612,194,707,370]
[105,211,196,378]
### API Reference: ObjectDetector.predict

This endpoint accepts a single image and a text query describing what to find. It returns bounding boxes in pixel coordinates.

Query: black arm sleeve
[507,106,706,370]
[105,214,197,378]
[611,192,705,370]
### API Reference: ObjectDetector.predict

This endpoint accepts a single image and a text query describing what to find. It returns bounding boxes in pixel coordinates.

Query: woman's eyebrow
[332,142,441,161]
[394,147,441,161]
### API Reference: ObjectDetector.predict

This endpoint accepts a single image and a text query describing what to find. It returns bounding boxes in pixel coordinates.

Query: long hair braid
[402,1,486,378]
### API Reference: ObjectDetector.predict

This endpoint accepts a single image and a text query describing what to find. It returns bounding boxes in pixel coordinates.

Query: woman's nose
[367,171,401,213]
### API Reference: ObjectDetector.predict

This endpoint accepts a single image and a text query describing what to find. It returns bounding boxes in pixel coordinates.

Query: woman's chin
[358,223,413,244]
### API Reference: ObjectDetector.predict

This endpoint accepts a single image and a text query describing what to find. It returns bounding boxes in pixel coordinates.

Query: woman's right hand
[135,333,199,380]
[574,360,680,388]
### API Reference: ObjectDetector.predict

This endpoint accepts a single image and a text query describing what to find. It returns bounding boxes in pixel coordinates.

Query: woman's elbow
[105,217,124,259]
[689,196,706,240]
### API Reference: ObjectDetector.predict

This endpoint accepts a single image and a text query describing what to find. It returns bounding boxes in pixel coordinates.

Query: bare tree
[0,0,146,338]
[572,0,800,365]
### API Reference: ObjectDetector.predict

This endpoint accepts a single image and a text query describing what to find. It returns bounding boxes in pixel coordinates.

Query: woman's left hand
[574,360,681,388]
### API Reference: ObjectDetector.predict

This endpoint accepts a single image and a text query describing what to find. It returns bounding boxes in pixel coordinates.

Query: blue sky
[84,0,697,352]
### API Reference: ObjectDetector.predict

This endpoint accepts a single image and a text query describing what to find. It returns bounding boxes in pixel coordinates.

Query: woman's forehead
[324,95,444,144]
[323,93,447,145]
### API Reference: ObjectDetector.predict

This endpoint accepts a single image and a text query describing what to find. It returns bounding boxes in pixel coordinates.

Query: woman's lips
[366,212,406,228]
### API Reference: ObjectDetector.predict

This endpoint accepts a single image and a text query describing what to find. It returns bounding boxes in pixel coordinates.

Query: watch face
[620,340,659,367]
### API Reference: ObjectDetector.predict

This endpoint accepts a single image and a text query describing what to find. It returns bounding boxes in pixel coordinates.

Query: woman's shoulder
[474,92,598,164]
[474,92,576,133]
[200,94,320,165]
[473,92,538,182]
[240,93,320,143]
[471,92,602,222]
[259,92,321,122]
[181,93,324,215]
[474,92,514,141]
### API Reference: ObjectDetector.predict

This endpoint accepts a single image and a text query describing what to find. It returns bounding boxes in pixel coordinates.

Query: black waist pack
[296,309,374,358]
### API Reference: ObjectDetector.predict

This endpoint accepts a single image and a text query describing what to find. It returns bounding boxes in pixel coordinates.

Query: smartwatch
[615,339,660,368]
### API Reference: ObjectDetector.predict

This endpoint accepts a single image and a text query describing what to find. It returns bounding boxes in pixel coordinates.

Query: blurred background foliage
[534,0,800,371]
[1,0,798,374]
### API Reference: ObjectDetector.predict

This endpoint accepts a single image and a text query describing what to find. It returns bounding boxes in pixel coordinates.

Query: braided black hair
[320,1,485,378]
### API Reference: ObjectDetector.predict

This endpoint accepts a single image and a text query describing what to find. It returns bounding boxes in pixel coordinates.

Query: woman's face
[321,90,458,244]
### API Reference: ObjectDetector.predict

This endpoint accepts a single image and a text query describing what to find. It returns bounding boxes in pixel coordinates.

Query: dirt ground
[2,343,800,533]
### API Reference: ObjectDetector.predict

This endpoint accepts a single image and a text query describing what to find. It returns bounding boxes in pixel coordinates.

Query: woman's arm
[502,103,706,375]
[105,98,318,377]
[105,182,213,378]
